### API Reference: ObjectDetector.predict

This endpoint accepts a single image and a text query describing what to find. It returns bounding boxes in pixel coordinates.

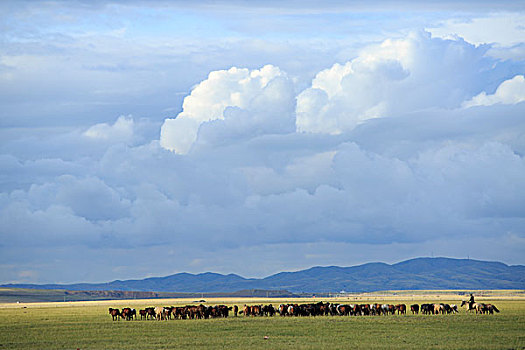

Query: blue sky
[1,1,524,284]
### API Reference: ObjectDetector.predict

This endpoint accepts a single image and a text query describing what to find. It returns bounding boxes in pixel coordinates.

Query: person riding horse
[468,293,475,308]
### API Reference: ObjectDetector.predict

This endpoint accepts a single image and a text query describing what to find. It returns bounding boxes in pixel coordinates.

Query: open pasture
[0,295,524,349]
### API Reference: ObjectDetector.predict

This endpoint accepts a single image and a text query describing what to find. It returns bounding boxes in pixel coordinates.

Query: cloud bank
[1,16,525,284]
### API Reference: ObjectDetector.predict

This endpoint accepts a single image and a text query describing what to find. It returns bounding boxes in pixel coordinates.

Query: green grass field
[0,296,524,349]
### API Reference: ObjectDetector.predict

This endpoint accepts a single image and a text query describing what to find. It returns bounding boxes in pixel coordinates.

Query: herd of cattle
[108,301,499,321]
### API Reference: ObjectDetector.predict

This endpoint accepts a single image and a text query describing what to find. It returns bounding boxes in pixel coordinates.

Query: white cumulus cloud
[160,65,295,154]
[84,115,134,143]
[463,75,525,108]
[296,31,495,134]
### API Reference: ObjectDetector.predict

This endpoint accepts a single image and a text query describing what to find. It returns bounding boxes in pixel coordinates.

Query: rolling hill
[3,257,524,293]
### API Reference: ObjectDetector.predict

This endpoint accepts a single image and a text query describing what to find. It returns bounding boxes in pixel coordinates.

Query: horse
[251,305,262,316]
[461,300,483,314]
[388,304,396,315]
[121,307,133,320]
[262,304,275,317]
[172,307,186,319]
[360,304,370,316]
[420,304,432,315]
[145,307,156,320]
[162,306,173,320]
[485,304,500,314]
[277,304,287,316]
[433,304,444,315]
[395,304,406,315]
[337,304,351,316]
[243,305,252,316]
[154,306,165,320]
[108,308,121,321]
[184,305,197,319]
[329,303,339,316]
[287,304,296,317]
[475,303,500,314]
[139,309,147,320]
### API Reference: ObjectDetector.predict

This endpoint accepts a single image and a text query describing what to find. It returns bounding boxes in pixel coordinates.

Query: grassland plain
[0,295,524,349]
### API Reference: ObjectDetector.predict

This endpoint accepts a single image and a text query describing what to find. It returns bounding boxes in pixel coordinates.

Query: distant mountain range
[3,258,524,293]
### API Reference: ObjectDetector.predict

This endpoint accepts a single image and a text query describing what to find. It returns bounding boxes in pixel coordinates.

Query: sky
[1,0,525,284]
